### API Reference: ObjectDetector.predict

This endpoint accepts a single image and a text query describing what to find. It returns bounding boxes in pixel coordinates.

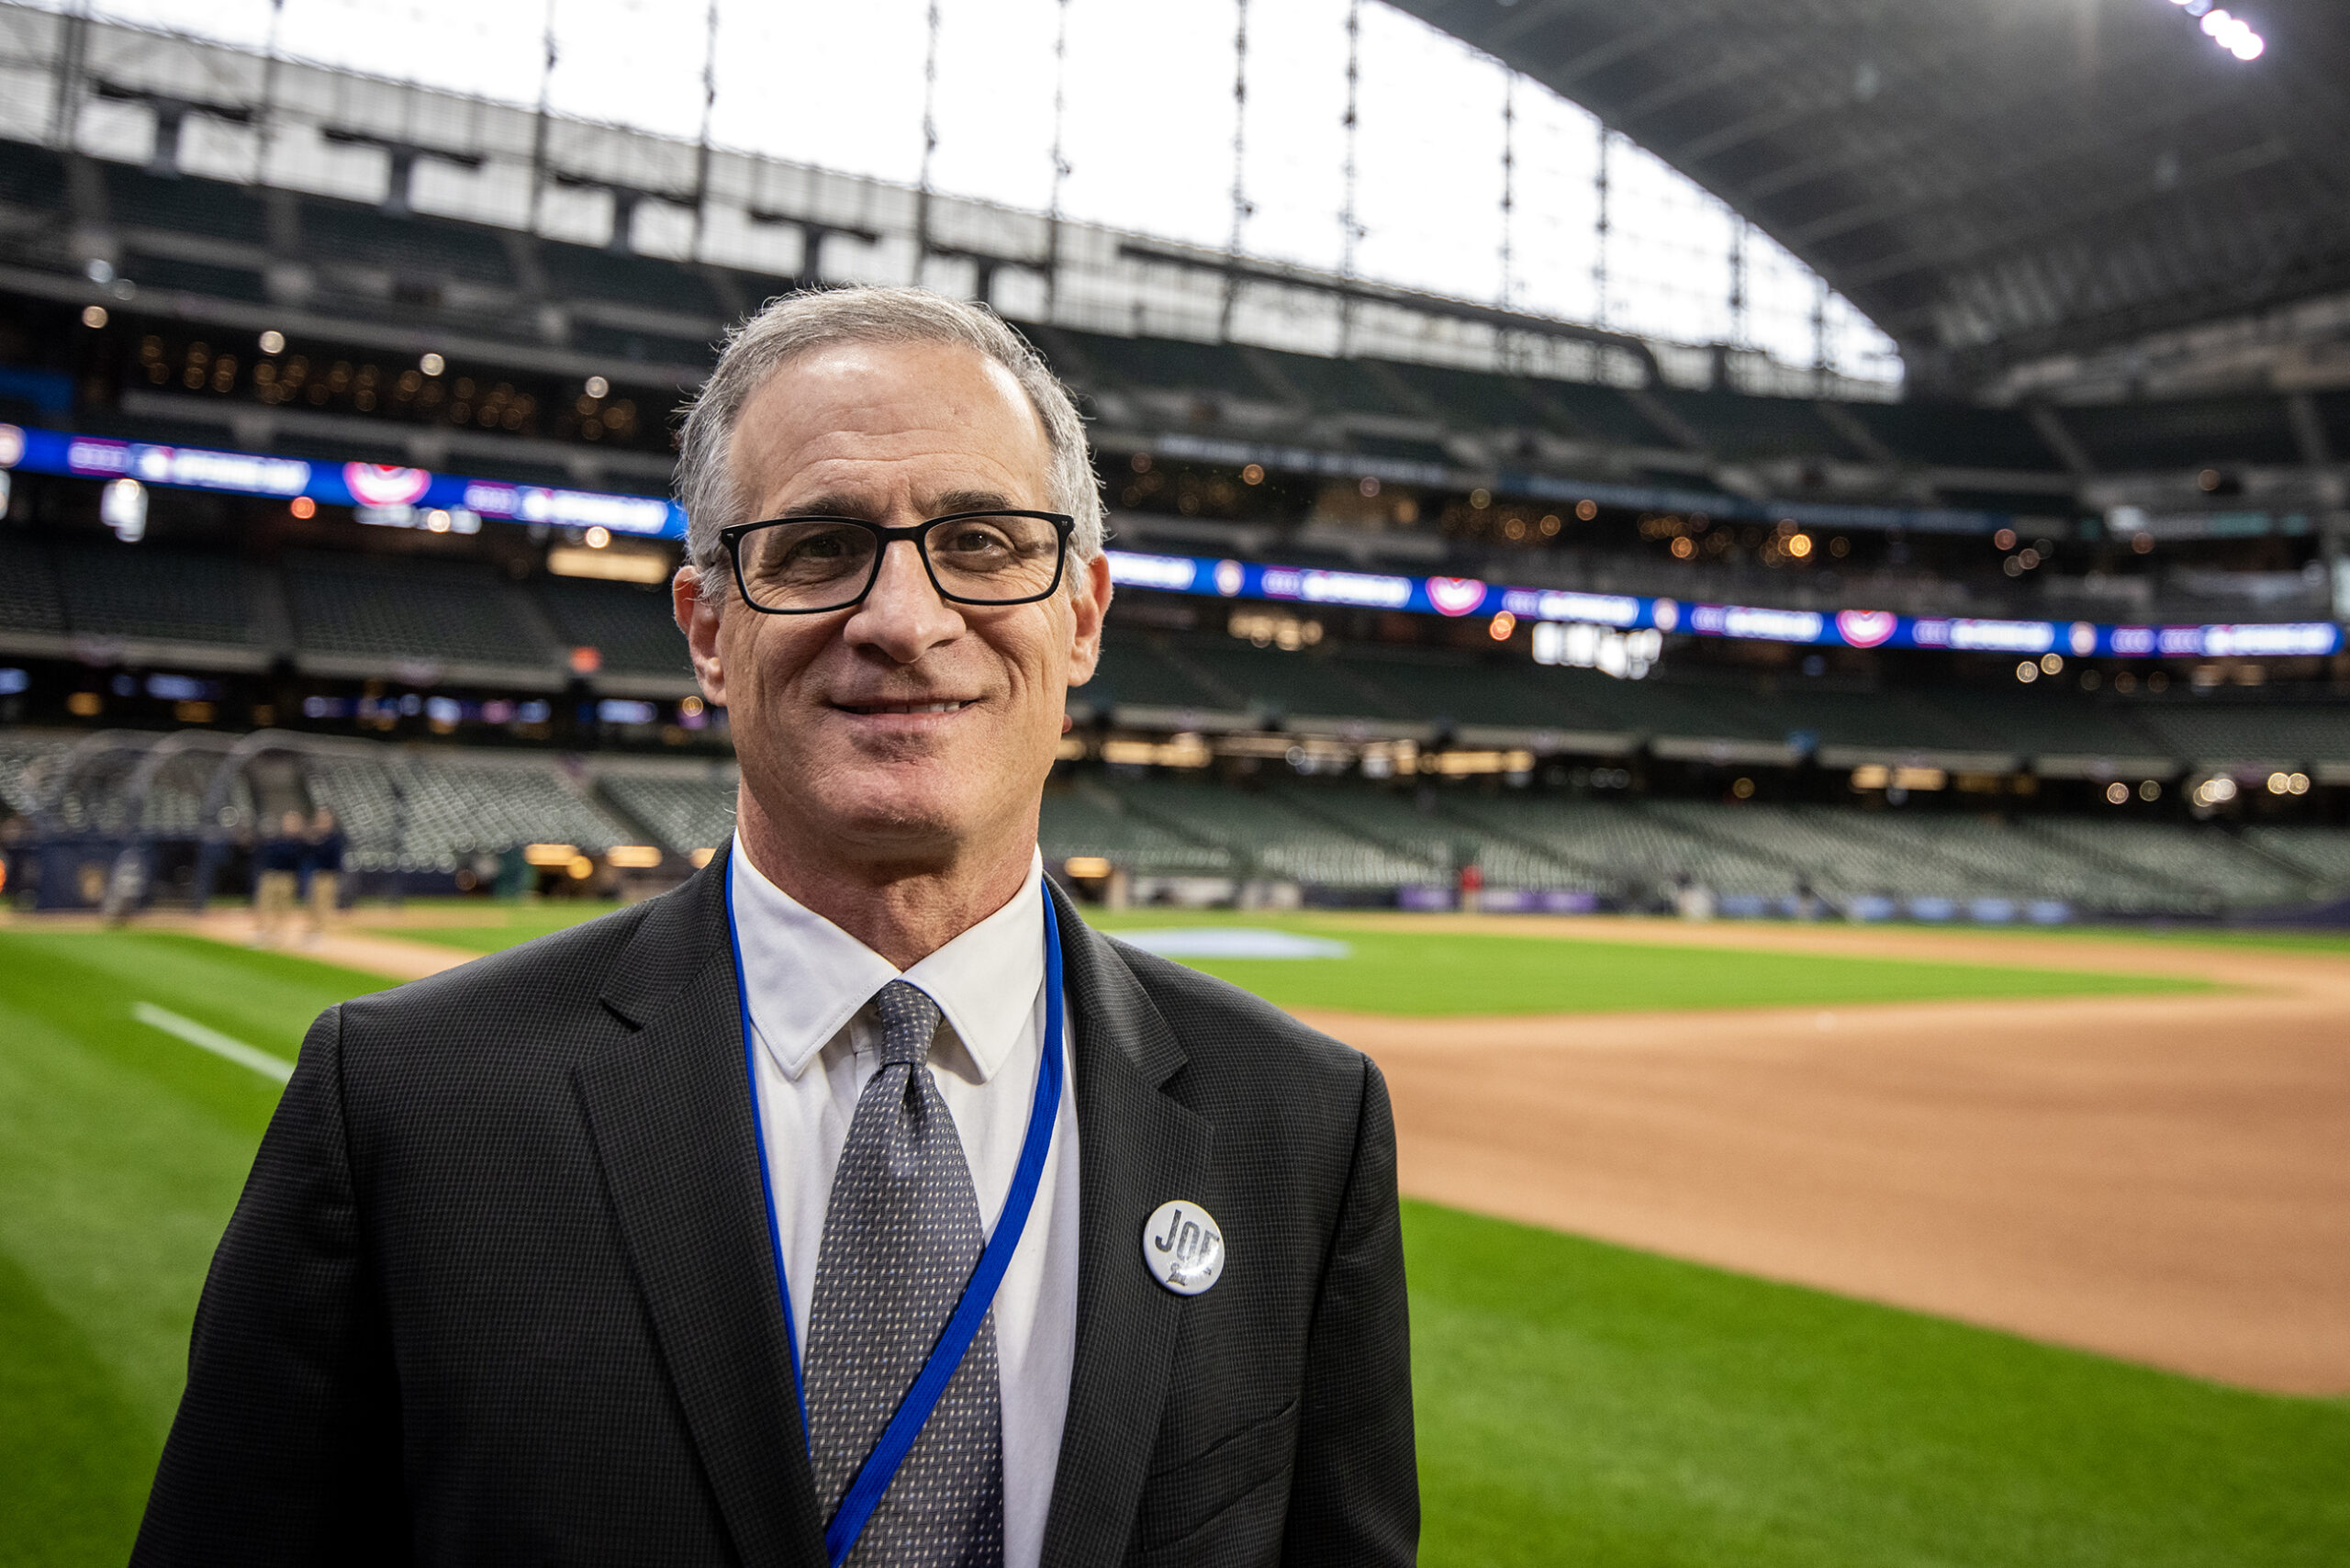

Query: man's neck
[733,793,1036,971]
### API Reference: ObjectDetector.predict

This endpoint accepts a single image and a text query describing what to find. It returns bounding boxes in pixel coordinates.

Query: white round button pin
[1142,1199,1225,1296]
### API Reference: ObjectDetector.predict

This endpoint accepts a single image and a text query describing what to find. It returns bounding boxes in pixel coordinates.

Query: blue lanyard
[726,856,1065,1566]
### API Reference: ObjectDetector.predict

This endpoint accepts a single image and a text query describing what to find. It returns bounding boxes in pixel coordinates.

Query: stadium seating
[2022,818,2312,911]
[597,767,737,854]
[1847,688,2168,767]
[1283,784,1597,890]
[5,726,2344,920]
[2243,827,2350,896]
[2060,396,2303,471]
[1329,652,1616,737]
[1436,793,1799,901]
[1253,348,1423,418]
[1823,812,2170,912]
[1376,361,1551,431]
[283,553,561,677]
[1768,689,2008,759]
[1532,377,1677,446]
[1084,636,1243,716]
[1644,801,1983,901]
[121,251,270,303]
[0,139,66,214]
[1174,638,1419,725]
[1104,776,1442,887]
[300,198,519,287]
[50,542,265,650]
[1834,400,2058,470]
[303,750,632,872]
[1055,329,1280,400]
[535,577,694,682]
[540,242,722,316]
[2130,702,2350,767]
[104,164,270,246]
[0,732,71,818]
[568,319,723,365]
[1645,386,1858,463]
[0,535,68,640]
[1038,782,1235,874]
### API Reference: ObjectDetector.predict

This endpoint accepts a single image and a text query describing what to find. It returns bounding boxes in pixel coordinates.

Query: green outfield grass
[1085,912,2209,1015]
[368,900,2211,1016]
[1405,1201,2350,1568]
[4,923,2343,1566]
[0,929,390,1567]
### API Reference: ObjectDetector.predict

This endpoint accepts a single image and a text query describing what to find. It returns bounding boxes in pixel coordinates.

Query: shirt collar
[727,834,1046,1085]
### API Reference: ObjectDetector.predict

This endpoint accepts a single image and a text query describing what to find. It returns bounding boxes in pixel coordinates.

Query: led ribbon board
[1,422,2330,662]
[0,425,686,538]
[1103,549,2342,662]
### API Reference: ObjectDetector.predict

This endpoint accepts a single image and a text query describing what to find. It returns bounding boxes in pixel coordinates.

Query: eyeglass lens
[735,515,1062,610]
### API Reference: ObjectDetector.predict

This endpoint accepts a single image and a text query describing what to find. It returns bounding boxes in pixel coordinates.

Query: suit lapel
[572,855,827,1568]
[1039,884,1214,1567]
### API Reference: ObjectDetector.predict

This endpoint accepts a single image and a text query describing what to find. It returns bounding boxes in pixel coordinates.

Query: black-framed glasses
[718,510,1075,614]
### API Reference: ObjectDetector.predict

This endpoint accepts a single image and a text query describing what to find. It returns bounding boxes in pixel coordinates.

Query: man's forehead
[731,340,1049,506]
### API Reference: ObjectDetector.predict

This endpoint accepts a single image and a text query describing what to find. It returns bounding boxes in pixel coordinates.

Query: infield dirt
[1305,917,2350,1395]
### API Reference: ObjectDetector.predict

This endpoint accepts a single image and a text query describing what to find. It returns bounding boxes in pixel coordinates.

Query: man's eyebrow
[766,489,1022,521]
[927,489,1019,515]
[773,495,875,519]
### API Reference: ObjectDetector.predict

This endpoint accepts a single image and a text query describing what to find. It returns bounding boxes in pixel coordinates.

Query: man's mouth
[835,699,975,716]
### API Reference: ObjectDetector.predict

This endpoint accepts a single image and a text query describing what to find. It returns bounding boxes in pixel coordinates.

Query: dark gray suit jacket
[133,855,1417,1565]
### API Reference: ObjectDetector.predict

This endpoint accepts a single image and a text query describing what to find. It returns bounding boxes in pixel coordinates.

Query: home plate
[1115,928,1353,960]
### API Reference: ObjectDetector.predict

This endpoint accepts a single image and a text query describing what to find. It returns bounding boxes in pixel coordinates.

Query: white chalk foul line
[132,1002,295,1084]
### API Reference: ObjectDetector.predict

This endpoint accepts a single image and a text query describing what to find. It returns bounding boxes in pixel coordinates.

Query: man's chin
[805,781,983,860]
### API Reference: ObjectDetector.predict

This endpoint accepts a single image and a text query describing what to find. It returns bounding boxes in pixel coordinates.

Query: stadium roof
[1393,0,2350,394]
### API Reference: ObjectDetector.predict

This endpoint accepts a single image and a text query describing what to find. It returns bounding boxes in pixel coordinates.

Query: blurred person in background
[302,809,344,942]
[249,810,305,946]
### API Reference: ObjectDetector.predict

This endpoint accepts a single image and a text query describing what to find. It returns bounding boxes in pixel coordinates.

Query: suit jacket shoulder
[1102,934,1368,1099]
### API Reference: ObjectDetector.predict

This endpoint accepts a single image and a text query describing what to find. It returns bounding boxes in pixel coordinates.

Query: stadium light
[2166,0,2265,61]
[101,477,146,542]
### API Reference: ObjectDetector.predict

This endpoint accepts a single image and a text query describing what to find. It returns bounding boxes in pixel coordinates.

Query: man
[301,807,345,943]
[250,809,305,946]
[134,286,1416,1566]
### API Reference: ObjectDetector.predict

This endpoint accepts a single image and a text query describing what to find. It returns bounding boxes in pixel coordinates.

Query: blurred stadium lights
[100,477,147,542]
[2168,0,2266,61]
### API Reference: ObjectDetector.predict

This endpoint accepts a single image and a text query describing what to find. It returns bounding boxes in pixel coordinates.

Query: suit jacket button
[1142,1200,1225,1295]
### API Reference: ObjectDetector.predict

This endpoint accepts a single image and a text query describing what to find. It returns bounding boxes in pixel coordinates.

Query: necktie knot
[872,980,942,1069]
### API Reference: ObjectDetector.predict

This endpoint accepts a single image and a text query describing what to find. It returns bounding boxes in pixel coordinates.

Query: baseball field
[2,903,2344,1565]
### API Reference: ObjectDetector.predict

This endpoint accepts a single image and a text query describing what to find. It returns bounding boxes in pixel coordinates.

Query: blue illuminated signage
[4,421,2334,663]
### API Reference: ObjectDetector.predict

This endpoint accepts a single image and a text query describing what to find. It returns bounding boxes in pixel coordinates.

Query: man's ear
[674,566,729,708]
[1065,552,1113,688]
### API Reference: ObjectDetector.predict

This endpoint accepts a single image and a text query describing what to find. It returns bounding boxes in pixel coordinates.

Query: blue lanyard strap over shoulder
[726,855,1066,1567]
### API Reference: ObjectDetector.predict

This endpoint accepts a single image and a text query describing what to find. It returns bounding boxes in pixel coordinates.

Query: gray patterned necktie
[803,980,1004,1567]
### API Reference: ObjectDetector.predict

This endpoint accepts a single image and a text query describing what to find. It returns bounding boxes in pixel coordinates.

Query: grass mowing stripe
[130,1002,293,1083]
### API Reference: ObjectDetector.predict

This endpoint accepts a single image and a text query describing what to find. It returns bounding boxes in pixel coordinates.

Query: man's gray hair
[675,286,1102,598]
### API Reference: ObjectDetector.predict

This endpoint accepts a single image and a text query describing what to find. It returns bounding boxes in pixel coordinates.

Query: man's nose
[845,538,964,663]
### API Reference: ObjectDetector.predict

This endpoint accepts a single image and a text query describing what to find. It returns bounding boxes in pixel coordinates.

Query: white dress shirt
[728,836,1079,1568]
